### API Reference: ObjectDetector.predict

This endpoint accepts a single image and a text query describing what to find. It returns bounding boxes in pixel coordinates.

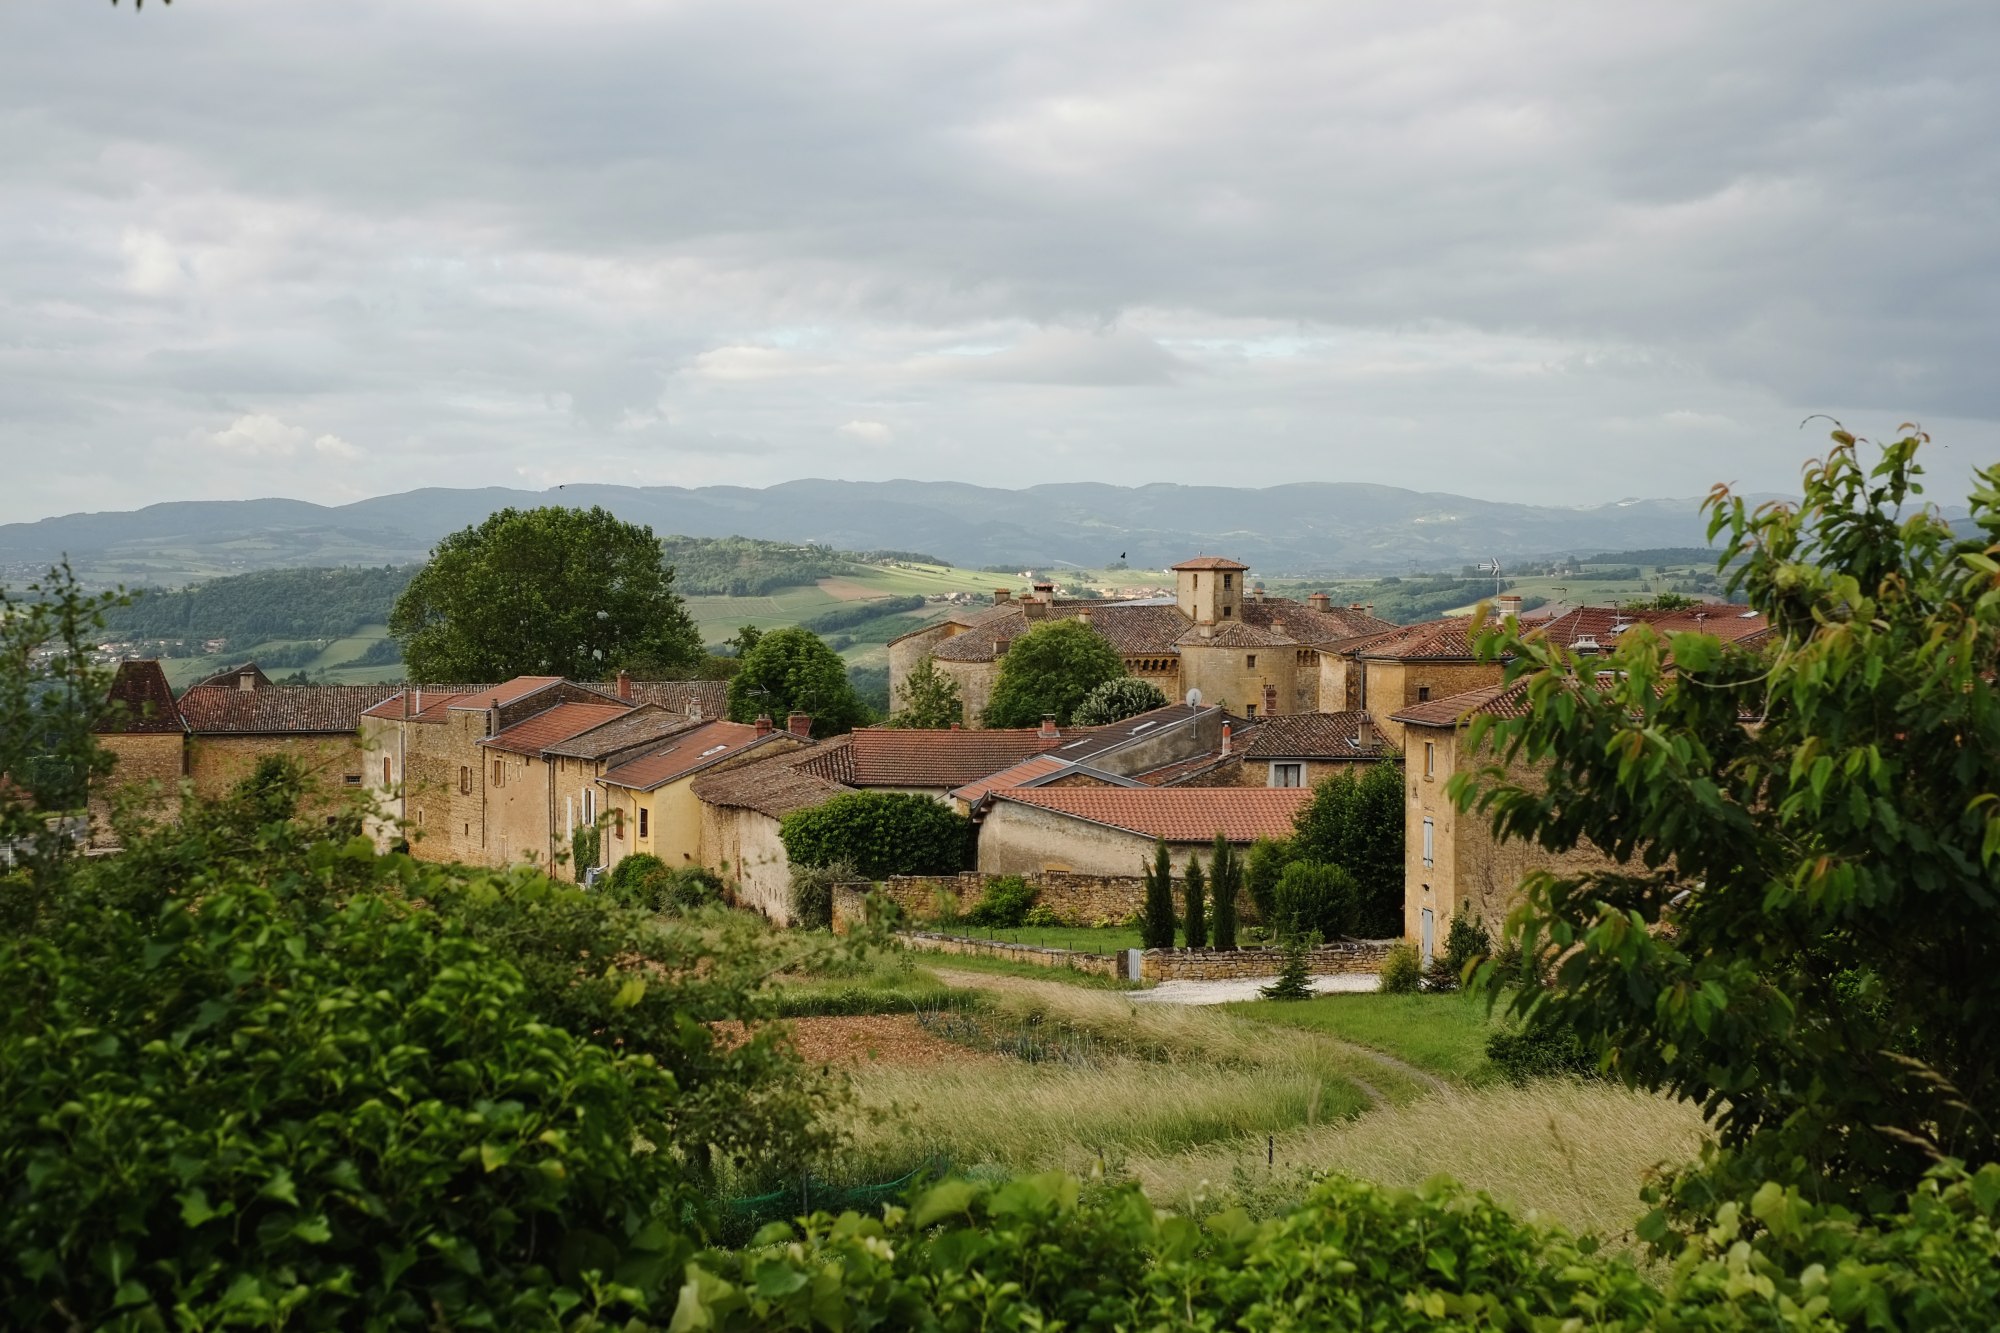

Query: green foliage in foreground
[780,791,969,880]
[674,1164,2000,1332]
[1461,432,2000,1210]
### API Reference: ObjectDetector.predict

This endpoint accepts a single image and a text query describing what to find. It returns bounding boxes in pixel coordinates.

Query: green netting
[725,1159,950,1228]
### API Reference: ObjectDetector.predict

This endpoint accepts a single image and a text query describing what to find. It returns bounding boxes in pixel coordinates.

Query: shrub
[1259,937,1314,1000]
[1182,853,1207,949]
[1022,903,1067,928]
[1209,833,1240,950]
[1426,908,1492,991]
[1070,676,1169,727]
[1379,940,1422,993]
[1487,1020,1597,1083]
[1244,836,1294,923]
[571,821,602,874]
[1139,838,1176,950]
[780,791,970,879]
[963,875,1037,927]
[788,860,852,931]
[1271,861,1358,941]
[603,850,670,907]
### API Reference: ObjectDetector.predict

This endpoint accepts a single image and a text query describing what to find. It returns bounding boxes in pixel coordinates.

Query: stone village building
[889,556,1396,727]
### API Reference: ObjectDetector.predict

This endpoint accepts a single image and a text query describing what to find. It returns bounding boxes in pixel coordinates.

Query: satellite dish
[1185,688,1203,707]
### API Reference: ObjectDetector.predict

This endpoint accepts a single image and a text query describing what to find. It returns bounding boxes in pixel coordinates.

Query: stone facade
[187,733,371,823]
[1141,939,1392,981]
[976,798,1260,879]
[701,798,796,921]
[1363,658,1506,746]
[870,870,1154,925]
[89,732,186,844]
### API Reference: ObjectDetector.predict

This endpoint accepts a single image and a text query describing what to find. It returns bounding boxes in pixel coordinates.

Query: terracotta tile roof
[1084,604,1201,655]
[887,599,1022,647]
[993,786,1311,842]
[480,702,632,755]
[844,727,1064,788]
[358,686,500,723]
[623,679,729,719]
[1170,556,1250,571]
[445,676,567,712]
[1391,680,1551,728]
[176,684,396,734]
[950,754,1071,804]
[790,734,856,784]
[1042,703,1214,764]
[928,608,1031,661]
[1239,711,1396,760]
[599,720,784,792]
[101,660,185,734]
[1175,620,1295,648]
[1241,598,1397,645]
[1531,604,1766,651]
[692,742,855,818]
[541,705,699,760]
[1357,617,1486,662]
[1134,751,1242,786]
[190,663,273,691]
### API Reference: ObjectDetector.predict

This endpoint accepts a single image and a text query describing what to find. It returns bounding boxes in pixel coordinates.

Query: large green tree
[1070,675,1169,727]
[1460,429,2000,1213]
[982,618,1126,728]
[1291,761,1404,937]
[389,506,702,682]
[885,654,962,728]
[726,626,867,737]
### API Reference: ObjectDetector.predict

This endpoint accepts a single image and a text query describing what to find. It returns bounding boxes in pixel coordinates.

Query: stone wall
[871,869,1151,925]
[894,931,1122,978]
[1141,939,1393,981]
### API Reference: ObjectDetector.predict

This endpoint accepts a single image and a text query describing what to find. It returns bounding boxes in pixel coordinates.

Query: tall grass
[1224,991,1506,1082]
[1131,1081,1708,1241]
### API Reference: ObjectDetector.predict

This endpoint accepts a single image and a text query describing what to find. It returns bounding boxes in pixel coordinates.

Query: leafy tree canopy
[1070,675,1169,727]
[779,791,969,879]
[1291,762,1404,937]
[1461,428,2000,1212]
[726,626,868,737]
[389,506,702,682]
[982,618,1126,728]
[886,655,963,729]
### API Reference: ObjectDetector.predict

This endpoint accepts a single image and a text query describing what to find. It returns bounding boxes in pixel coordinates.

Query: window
[1223,573,1233,589]
[1222,604,1232,618]
[1423,741,1435,778]
[1422,817,1435,867]
[638,807,649,839]
[343,774,361,786]
[1271,762,1303,788]
[582,788,596,825]
[492,758,503,788]
[1246,654,1257,668]
[613,809,624,841]
[1417,686,1431,702]
[382,757,392,786]
[1245,703,1257,718]
[459,765,471,794]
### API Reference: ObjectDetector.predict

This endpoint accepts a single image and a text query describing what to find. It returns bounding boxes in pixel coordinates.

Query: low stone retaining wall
[1140,939,1395,982]
[869,870,1264,928]
[897,931,1122,978]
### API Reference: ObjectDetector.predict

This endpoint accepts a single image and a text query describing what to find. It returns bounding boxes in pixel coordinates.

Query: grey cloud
[1,1,1997,525]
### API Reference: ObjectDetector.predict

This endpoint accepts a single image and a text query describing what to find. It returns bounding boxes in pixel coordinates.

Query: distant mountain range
[0,479,1762,585]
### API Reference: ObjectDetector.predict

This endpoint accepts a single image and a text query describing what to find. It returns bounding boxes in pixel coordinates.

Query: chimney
[616,670,633,701]
[1220,721,1232,756]
[1308,592,1331,612]
[993,588,1012,605]
[1356,715,1377,750]
[1039,714,1059,739]
[1032,581,1056,599]
[994,635,1012,656]
[1078,605,1093,625]
[949,722,961,730]
[786,712,812,737]
[414,687,423,714]
[754,714,774,736]
[1495,594,1523,619]
[238,671,255,692]
[1262,684,1279,716]
[402,686,412,721]
[1252,583,1265,602]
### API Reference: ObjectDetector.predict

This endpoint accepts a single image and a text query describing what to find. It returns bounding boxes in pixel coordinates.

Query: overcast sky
[2,1,1996,525]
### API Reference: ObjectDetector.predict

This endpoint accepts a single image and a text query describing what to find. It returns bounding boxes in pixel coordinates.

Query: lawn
[906,950,1142,990]
[1224,990,1506,1083]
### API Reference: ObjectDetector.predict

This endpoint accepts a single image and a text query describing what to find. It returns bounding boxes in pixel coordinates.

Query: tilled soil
[730,1014,1002,1068]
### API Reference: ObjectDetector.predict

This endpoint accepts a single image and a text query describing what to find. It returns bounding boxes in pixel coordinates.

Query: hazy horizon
[4,3,1997,525]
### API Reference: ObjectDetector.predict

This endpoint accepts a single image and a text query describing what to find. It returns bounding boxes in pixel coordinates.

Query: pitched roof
[1041,703,1215,764]
[189,662,273,691]
[1240,597,1397,645]
[1133,751,1243,787]
[949,754,1071,804]
[176,684,395,734]
[101,660,185,734]
[1239,711,1396,760]
[480,701,632,755]
[992,786,1311,842]
[1391,682,1531,728]
[623,679,729,719]
[359,686,498,722]
[843,727,1064,788]
[692,742,855,819]
[1170,556,1250,571]
[1083,604,1203,655]
[1175,620,1295,648]
[445,676,567,711]
[540,705,699,760]
[1357,617,1486,662]
[790,734,856,784]
[1531,604,1766,651]
[599,720,781,792]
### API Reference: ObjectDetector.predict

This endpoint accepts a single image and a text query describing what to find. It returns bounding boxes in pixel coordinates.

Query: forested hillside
[659,537,851,595]
[99,566,418,643]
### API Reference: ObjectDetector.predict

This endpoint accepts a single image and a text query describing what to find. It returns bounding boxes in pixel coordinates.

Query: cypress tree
[1140,837,1177,950]
[1210,831,1239,951]
[1183,853,1207,950]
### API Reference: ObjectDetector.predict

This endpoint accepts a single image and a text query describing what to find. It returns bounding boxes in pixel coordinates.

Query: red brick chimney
[1039,714,1059,739]
[1262,684,1279,716]
[754,714,773,736]
[616,669,633,701]
[786,712,812,737]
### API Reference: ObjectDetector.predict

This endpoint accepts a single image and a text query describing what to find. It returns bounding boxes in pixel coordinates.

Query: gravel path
[1129,974,1380,1005]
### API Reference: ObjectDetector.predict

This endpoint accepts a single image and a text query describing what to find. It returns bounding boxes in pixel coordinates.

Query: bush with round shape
[1378,939,1422,994]
[1271,860,1358,941]
[1070,676,1169,727]
[604,850,671,908]
[963,875,1037,927]
[780,791,970,879]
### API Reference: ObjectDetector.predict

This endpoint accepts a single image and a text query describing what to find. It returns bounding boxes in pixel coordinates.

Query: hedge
[779,791,969,879]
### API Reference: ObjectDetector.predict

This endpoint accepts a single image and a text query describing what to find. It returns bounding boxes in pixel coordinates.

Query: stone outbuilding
[976,786,1312,878]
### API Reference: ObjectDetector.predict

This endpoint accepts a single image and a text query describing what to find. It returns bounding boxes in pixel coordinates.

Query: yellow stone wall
[1176,640,1297,717]
[89,732,186,844]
